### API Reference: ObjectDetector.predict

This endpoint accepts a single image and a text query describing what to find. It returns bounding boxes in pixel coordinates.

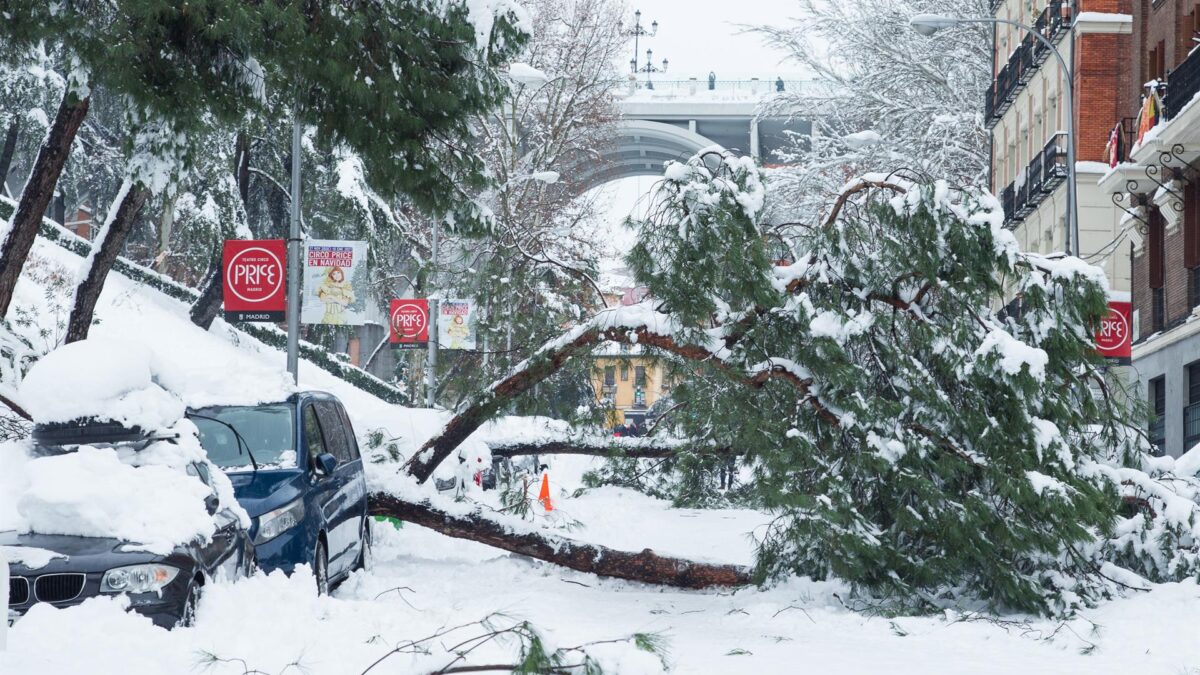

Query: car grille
[34,573,86,603]
[9,577,29,605]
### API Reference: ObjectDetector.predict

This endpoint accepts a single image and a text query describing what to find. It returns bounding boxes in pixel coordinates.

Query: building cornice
[1073,13,1132,34]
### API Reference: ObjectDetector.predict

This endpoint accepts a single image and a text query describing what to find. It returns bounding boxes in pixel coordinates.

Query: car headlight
[254,498,305,545]
[100,564,180,594]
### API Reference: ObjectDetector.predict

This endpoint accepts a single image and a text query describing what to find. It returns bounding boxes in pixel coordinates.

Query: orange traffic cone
[538,473,553,512]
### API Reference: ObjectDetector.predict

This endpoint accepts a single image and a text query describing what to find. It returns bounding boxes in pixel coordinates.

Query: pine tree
[619,153,1162,615]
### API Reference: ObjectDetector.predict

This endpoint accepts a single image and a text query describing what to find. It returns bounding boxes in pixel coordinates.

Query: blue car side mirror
[315,452,339,476]
[204,494,219,516]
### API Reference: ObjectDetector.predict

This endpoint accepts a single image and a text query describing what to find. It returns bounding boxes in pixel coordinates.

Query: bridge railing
[623,78,811,99]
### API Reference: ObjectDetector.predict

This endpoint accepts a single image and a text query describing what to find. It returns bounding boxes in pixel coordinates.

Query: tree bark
[66,181,151,343]
[0,89,89,319]
[490,440,738,459]
[0,118,19,197]
[368,493,751,589]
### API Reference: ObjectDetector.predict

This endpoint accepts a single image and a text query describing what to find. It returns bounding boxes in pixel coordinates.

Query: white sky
[620,0,808,80]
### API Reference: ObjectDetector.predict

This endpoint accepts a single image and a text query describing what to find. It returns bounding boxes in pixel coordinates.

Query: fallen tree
[368,493,751,589]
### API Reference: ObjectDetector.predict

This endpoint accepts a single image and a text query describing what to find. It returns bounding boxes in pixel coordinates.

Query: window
[1150,376,1167,455]
[192,404,297,471]
[1191,266,1200,312]
[1187,183,1200,307]
[1149,41,1166,83]
[1153,288,1166,332]
[315,400,353,463]
[634,366,647,387]
[303,405,328,464]
[604,366,615,386]
[620,365,629,381]
[335,402,361,460]
[1150,208,1166,331]
[1187,364,1200,452]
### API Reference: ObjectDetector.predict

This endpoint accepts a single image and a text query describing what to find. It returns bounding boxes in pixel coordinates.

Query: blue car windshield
[192,405,296,471]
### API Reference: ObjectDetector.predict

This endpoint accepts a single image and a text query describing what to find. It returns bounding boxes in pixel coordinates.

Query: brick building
[987,0,1133,294]
[1096,0,1200,456]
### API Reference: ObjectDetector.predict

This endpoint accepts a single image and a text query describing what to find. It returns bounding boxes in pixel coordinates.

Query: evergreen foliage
[623,153,1195,615]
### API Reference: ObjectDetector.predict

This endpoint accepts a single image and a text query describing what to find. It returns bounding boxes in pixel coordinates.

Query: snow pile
[0,420,247,554]
[18,338,184,430]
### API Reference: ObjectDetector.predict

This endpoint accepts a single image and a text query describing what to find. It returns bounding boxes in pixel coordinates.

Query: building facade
[591,345,670,428]
[1096,0,1200,456]
[987,0,1133,292]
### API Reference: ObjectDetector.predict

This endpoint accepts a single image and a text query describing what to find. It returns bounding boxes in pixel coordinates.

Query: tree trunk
[190,130,251,330]
[156,193,176,274]
[0,118,19,197]
[65,181,151,343]
[368,493,751,589]
[0,89,89,319]
[190,260,224,329]
[490,440,738,459]
[404,327,605,482]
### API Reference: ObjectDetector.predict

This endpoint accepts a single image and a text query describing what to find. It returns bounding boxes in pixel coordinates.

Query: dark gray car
[6,424,254,629]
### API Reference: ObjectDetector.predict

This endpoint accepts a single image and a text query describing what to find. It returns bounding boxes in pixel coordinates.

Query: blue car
[188,392,370,594]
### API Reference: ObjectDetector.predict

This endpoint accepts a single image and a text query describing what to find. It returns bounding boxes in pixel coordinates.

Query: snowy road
[5,503,1200,674]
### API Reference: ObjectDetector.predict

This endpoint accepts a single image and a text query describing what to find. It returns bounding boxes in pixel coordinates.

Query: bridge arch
[572,119,719,194]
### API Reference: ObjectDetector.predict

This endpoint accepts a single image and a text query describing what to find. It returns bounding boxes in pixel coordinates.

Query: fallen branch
[404,310,834,482]
[368,493,751,589]
[489,440,739,459]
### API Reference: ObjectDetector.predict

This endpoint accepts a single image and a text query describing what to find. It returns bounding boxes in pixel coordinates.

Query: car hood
[1,531,160,574]
[228,470,306,518]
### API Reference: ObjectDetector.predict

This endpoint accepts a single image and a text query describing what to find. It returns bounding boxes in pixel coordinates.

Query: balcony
[984,0,1074,129]
[1000,134,1070,224]
[1164,44,1200,120]
[1040,133,1068,191]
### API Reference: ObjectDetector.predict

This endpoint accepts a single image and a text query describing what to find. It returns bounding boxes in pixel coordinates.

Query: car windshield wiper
[186,412,259,473]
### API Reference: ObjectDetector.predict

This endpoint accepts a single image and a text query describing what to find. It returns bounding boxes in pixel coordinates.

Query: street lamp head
[661,58,669,72]
[909,14,961,36]
[651,19,658,34]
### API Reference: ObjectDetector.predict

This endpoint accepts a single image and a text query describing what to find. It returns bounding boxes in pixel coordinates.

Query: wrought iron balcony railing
[984,0,1074,129]
[1164,44,1200,120]
[999,133,1071,224]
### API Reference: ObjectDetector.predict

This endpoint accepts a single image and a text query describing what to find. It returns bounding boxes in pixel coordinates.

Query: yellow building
[591,343,669,428]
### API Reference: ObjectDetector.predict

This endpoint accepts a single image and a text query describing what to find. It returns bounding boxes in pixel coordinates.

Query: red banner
[223,240,286,322]
[1095,300,1132,364]
[390,299,429,349]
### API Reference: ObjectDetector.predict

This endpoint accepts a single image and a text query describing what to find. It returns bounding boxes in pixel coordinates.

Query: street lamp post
[624,10,667,89]
[910,14,1079,258]
[624,10,658,74]
[633,48,669,89]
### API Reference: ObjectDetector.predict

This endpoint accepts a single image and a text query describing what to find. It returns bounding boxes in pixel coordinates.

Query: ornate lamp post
[624,10,667,89]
